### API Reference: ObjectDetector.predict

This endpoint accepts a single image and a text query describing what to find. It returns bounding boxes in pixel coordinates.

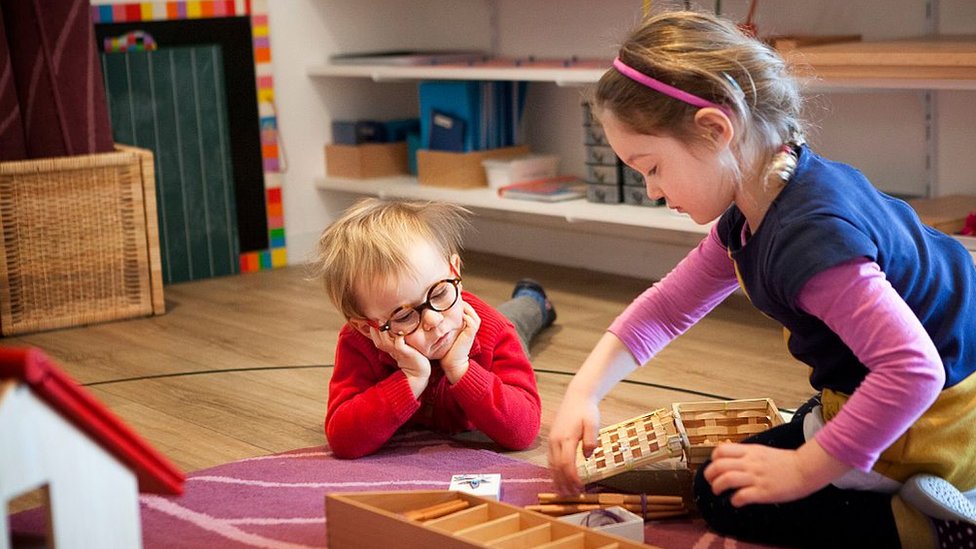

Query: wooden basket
[576,409,684,485]
[574,399,785,483]
[0,144,164,335]
[326,490,660,549]
[672,398,784,468]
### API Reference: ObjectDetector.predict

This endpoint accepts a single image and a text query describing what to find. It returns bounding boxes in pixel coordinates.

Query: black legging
[692,397,901,548]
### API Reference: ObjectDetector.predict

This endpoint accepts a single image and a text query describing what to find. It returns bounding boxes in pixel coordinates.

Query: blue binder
[419,81,480,152]
[418,80,528,152]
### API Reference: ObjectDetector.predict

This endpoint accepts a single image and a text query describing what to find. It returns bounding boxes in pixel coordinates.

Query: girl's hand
[703,441,841,506]
[441,301,479,383]
[369,326,430,398]
[547,394,601,496]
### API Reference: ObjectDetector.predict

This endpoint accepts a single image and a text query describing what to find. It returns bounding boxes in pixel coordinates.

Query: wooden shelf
[308,37,976,90]
[784,35,976,90]
[316,176,710,245]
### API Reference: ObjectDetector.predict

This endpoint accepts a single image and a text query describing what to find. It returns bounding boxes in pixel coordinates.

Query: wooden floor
[5,251,813,512]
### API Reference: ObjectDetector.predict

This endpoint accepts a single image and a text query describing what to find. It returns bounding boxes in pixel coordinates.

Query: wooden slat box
[326,490,662,549]
[575,399,784,483]
[576,409,683,485]
[672,398,784,469]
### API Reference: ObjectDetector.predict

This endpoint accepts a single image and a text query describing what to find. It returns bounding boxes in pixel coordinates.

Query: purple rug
[10,431,770,548]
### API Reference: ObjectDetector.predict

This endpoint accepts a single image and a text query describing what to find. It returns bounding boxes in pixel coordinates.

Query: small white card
[449,474,501,500]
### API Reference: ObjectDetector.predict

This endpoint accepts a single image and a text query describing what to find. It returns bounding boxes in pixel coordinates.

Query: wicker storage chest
[0,144,164,335]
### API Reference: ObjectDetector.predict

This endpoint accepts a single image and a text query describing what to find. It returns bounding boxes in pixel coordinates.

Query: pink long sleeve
[796,259,944,471]
[609,225,740,365]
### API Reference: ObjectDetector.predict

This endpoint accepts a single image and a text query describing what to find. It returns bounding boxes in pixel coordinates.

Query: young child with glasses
[546,10,976,548]
[311,198,555,459]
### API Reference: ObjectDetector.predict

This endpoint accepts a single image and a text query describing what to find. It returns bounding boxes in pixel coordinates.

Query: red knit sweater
[325,291,542,459]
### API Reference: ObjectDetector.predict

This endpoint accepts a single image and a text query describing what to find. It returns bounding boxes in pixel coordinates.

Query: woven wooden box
[575,399,784,482]
[326,490,660,549]
[0,144,164,335]
[576,409,684,485]
[672,398,784,468]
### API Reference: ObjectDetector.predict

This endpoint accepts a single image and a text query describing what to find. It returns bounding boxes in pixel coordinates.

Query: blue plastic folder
[420,81,481,152]
[419,81,527,152]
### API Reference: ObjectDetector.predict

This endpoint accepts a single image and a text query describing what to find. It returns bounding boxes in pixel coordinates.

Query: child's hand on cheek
[441,301,480,384]
[369,327,430,399]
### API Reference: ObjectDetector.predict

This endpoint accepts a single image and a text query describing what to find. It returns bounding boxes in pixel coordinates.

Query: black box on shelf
[623,186,664,207]
[586,163,621,185]
[586,181,622,204]
[331,120,386,145]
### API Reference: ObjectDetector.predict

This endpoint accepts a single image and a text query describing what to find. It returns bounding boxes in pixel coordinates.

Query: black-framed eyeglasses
[367,277,462,336]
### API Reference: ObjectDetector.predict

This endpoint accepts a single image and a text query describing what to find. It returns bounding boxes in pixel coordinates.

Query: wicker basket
[672,398,784,468]
[574,398,785,483]
[0,144,164,335]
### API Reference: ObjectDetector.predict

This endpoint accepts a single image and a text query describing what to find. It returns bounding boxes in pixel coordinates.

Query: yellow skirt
[822,371,976,548]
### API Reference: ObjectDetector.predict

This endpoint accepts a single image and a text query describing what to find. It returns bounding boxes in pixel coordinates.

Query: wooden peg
[402,498,470,521]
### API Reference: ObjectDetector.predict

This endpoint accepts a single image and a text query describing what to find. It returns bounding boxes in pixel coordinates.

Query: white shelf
[317,176,976,260]
[309,36,976,264]
[316,176,711,244]
[308,37,976,91]
[307,62,605,87]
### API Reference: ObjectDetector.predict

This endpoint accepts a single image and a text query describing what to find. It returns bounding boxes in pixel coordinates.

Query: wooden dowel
[526,502,689,518]
[622,503,686,513]
[403,498,470,521]
[526,502,685,515]
[526,503,607,515]
[643,509,689,520]
[537,492,684,507]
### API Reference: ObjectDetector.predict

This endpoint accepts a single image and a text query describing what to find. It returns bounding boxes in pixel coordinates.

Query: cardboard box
[417,145,528,188]
[325,142,408,179]
[596,468,697,512]
[908,194,976,235]
[559,506,644,543]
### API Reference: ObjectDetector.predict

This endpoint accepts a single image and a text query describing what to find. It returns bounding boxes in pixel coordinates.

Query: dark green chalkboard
[102,45,240,284]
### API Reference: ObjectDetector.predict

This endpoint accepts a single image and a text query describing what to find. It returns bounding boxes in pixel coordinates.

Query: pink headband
[612,57,728,113]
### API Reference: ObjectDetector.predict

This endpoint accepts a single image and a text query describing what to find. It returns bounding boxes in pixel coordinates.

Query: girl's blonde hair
[595,10,804,187]
[309,198,470,320]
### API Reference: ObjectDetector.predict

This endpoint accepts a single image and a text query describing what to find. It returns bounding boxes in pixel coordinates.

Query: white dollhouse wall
[0,380,142,549]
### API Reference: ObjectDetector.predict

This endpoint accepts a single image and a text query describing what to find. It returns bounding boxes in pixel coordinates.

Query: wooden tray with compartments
[325,490,661,549]
[576,399,783,483]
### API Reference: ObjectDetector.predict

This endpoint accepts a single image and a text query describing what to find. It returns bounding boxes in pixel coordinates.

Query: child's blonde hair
[595,10,804,187]
[309,198,470,319]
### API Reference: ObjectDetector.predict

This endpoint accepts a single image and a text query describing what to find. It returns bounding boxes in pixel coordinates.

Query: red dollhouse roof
[0,347,184,495]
